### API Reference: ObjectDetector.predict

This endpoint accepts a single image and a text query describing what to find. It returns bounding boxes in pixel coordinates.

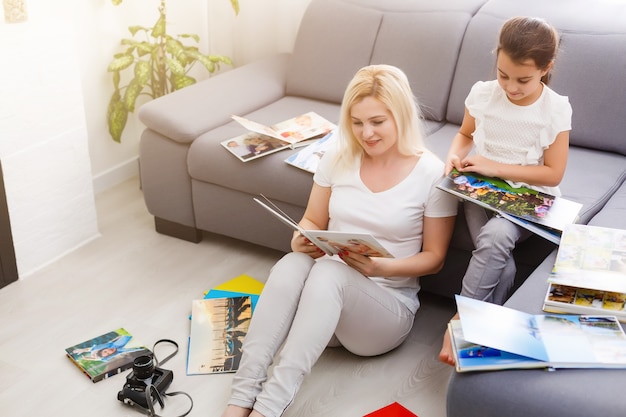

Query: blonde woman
[222,65,457,417]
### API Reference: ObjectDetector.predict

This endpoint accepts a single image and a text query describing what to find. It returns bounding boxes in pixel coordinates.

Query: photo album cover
[65,328,151,382]
[437,170,582,243]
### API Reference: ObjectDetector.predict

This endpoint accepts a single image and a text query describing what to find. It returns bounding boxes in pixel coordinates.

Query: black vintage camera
[117,354,174,409]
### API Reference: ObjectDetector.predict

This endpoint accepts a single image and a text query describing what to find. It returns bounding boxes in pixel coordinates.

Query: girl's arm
[291,183,331,257]
[461,130,570,187]
[340,215,456,279]
[445,108,476,175]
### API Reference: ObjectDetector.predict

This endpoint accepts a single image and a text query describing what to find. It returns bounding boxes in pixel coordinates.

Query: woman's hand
[338,250,389,277]
[291,233,326,259]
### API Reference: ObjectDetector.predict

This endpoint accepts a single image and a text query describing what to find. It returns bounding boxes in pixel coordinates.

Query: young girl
[221,65,458,417]
[439,16,572,365]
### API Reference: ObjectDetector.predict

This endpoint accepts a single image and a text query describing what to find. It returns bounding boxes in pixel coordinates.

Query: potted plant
[107,0,239,142]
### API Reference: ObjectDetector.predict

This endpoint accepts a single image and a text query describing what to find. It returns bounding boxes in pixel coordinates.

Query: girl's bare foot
[438,313,459,366]
[221,405,253,417]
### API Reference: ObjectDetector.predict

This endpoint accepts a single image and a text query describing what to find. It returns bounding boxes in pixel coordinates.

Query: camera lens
[133,355,155,380]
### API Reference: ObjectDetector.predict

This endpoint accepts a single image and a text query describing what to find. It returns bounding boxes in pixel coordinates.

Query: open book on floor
[253,194,393,258]
[543,224,626,322]
[449,295,626,373]
[437,170,582,244]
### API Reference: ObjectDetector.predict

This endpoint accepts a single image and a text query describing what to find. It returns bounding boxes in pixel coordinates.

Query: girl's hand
[459,154,500,177]
[338,250,389,277]
[445,154,463,175]
[291,233,326,259]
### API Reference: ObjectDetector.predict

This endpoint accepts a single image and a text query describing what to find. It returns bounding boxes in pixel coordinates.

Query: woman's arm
[291,183,331,257]
[340,215,457,279]
[460,130,570,187]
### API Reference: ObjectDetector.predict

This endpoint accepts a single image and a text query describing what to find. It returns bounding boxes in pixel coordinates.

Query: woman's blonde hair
[334,64,426,169]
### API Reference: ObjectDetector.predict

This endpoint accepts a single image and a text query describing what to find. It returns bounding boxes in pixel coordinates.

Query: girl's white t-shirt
[313,148,458,313]
[466,80,572,196]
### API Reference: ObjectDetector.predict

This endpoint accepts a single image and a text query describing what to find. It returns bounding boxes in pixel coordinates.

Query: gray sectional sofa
[138,0,626,415]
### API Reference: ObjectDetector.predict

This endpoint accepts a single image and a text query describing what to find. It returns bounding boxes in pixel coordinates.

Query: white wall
[0,0,99,277]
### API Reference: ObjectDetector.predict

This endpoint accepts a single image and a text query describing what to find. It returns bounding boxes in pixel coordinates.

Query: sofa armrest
[137,53,291,144]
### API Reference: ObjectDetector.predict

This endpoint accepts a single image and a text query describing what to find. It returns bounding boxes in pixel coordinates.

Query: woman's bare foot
[438,313,459,366]
[221,405,253,417]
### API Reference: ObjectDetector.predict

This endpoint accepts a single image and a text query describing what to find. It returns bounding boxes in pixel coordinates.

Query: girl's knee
[478,218,520,249]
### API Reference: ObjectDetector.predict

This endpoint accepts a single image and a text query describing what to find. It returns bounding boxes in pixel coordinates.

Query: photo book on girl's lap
[437,170,582,244]
[253,194,394,258]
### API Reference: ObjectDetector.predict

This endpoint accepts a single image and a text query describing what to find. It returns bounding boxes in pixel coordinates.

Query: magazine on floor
[187,296,252,375]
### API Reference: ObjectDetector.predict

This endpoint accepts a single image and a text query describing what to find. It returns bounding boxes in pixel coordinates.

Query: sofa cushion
[285,0,382,104]
[286,0,487,121]
[138,54,290,144]
[588,180,626,228]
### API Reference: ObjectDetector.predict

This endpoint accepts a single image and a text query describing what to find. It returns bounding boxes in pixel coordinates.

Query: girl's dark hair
[497,17,560,84]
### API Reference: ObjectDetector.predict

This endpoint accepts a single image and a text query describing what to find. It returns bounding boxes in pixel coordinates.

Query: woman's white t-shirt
[313,147,458,313]
[466,80,572,196]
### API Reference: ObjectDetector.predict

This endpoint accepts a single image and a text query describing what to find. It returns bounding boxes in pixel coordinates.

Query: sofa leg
[154,217,202,243]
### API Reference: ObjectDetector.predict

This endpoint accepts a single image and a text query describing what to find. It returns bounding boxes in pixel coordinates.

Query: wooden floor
[0,177,456,417]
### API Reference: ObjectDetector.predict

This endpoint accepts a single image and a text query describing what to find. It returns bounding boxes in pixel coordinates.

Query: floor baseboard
[92,157,140,194]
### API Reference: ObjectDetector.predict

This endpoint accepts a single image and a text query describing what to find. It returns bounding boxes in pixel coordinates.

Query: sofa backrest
[447,0,626,155]
[286,0,487,122]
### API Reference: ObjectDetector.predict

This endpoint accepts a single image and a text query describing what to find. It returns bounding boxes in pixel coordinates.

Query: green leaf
[166,39,187,63]
[185,50,215,73]
[107,91,127,143]
[171,74,196,90]
[112,71,120,89]
[178,33,200,43]
[128,25,149,37]
[151,15,166,38]
[135,41,154,57]
[134,60,151,86]
[107,54,134,72]
[231,0,240,15]
[123,79,143,112]
[166,57,185,76]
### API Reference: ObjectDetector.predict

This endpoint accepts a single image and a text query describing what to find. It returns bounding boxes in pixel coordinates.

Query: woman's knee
[266,252,315,288]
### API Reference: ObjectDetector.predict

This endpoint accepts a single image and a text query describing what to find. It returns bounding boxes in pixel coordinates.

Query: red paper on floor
[363,402,418,417]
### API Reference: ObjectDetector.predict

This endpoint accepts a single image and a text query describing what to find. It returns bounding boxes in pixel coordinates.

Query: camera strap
[128,339,194,417]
